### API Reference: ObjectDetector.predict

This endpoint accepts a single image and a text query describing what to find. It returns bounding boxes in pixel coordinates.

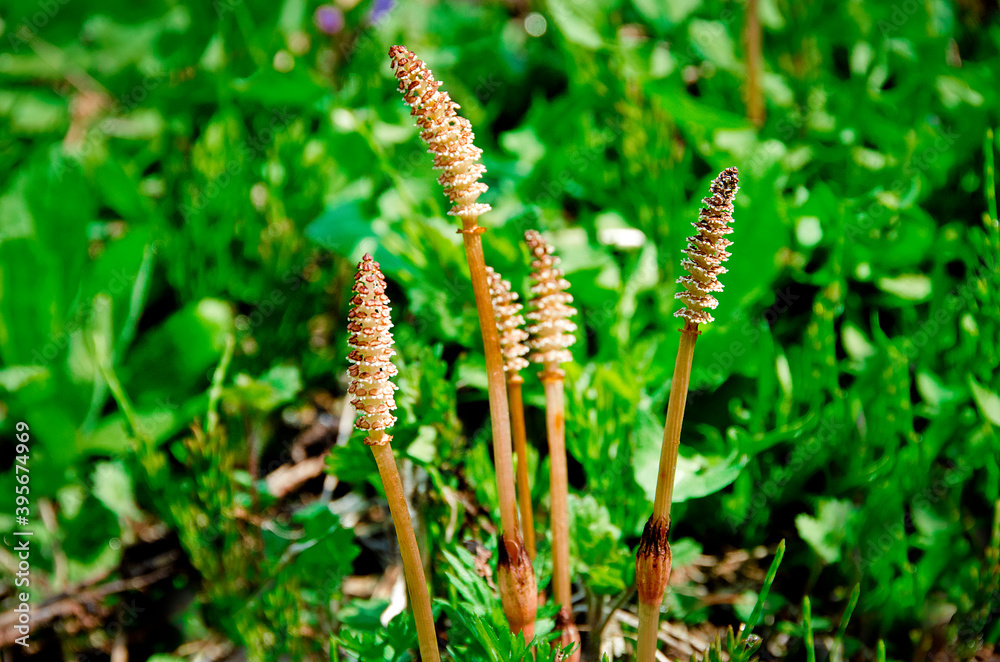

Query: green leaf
[0,365,49,391]
[231,68,327,106]
[91,461,143,521]
[288,503,359,599]
[120,299,233,406]
[632,0,701,29]
[81,395,207,453]
[441,546,497,616]
[741,539,785,640]
[227,365,303,412]
[672,447,749,502]
[568,494,632,593]
[842,323,876,361]
[305,199,408,277]
[968,376,1000,425]
[547,0,605,49]
[795,499,855,563]
[336,598,392,629]
[916,370,961,407]
[689,20,738,70]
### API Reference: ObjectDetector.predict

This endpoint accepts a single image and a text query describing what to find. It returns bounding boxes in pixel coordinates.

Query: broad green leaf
[120,299,233,406]
[92,460,143,521]
[672,447,749,502]
[547,0,604,49]
[227,365,303,412]
[568,494,632,593]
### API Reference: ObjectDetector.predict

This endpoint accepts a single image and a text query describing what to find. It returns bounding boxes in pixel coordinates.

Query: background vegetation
[1,0,999,659]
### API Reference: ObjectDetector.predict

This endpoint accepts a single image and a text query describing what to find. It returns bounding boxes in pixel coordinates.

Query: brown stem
[370,440,440,662]
[636,321,699,662]
[652,322,700,519]
[542,373,572,610]
[462,219,537,638]
[508,376,536,559]
[636,602,661,662]
[460,220,520,536]
[744,0,764,126]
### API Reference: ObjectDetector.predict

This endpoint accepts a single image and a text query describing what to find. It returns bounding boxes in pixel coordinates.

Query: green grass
[1,0,999,660]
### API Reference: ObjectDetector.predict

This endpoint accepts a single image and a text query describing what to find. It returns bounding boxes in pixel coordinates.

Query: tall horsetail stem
[388,45,537,639]
[525,230,581,661]
[636,168,739,662]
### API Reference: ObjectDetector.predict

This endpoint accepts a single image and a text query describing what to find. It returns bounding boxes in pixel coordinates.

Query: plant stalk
[462,220,538,637]
[508,376,536,559]
[542,373,572,610]
[652,322,700,519]
[636,321,700,662]
[744,0,764,126]
[370,440,440,662]
[636,602,662,662]
[460,220,520,536]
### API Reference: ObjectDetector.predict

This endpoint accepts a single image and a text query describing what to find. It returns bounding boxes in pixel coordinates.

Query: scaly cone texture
[347,254,440,662]
[388,45,491,219]
[524,231,577,374]
[348,254,399,445]
[674,167,740,325]
[487,267,530,376]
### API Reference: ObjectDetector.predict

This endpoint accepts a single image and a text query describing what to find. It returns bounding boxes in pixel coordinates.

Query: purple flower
[314,5,344,35]
[368,0,395,24]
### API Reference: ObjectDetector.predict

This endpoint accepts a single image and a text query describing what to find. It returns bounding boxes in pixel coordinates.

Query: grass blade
[803,596,815,662]
[832,584,861,662]
[741,539,786,640]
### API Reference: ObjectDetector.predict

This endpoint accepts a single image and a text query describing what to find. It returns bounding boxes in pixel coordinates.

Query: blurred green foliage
[1,0,999,659]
